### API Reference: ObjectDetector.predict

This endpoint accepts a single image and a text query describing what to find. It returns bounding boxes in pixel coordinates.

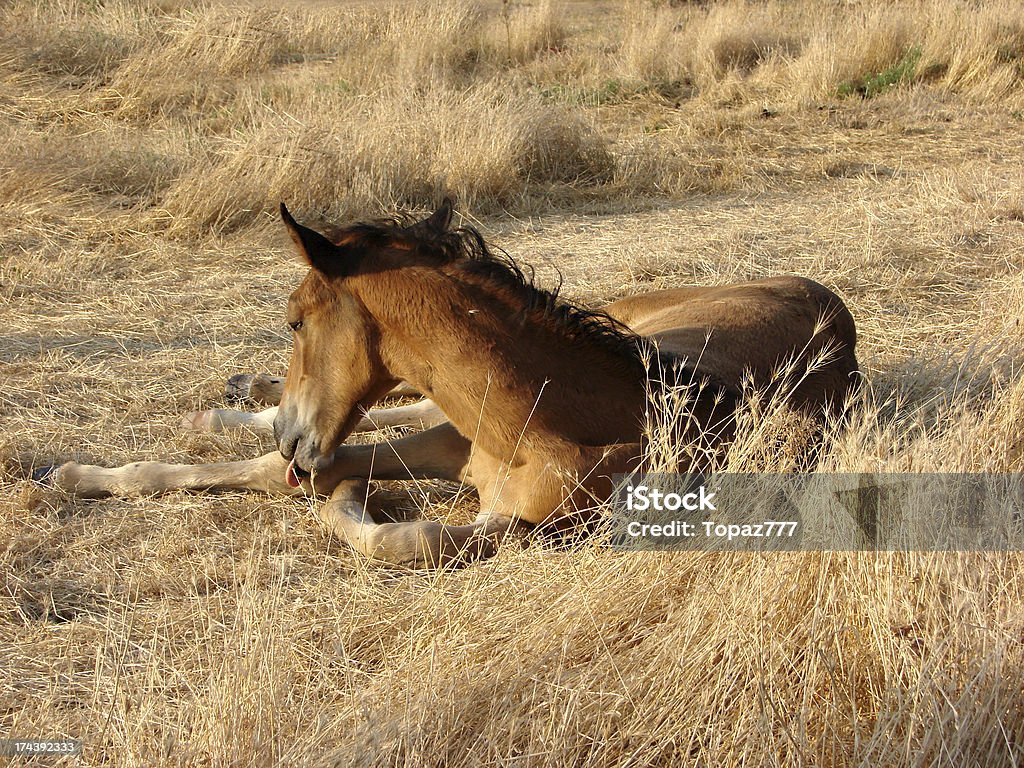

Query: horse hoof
[32,465,58,486]
[224,374,256,403]
[225,373,283,405]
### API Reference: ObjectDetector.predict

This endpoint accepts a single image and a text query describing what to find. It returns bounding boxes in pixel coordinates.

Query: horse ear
[408,198,455,236]
[280,203,344,274]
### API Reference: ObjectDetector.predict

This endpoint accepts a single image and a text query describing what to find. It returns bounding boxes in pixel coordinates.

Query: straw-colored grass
[3,0,1024,765]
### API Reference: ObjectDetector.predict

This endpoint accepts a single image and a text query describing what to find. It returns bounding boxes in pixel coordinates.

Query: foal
[39,201,859,567]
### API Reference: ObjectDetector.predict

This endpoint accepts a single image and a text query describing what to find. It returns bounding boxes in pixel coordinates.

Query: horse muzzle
[273,404,324,485]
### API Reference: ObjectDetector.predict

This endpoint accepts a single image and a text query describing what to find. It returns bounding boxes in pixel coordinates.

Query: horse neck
[353,266,649,455]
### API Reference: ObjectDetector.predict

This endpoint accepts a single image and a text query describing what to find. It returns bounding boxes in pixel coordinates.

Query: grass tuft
[838,46,924,98]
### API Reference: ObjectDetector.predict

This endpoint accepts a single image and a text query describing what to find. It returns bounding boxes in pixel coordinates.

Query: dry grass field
[3,0,1024,765]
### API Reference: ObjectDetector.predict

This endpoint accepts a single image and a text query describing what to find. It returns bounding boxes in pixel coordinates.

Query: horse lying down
[36,200,859,567]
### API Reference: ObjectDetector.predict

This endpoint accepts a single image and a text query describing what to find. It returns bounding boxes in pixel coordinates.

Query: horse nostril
[279,435,299,460]
[274,417,297,459]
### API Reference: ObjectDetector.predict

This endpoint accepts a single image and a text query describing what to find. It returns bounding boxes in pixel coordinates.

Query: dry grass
[3,0,1024,765]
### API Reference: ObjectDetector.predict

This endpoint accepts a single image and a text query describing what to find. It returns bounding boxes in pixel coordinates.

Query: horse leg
[34,451,300,498]
[349,398,447,433]
[35,421,470,498]
[35,423,525,565]
[181,405,279,434]
[312,421,472,487]
[224,373,285,405]
[314,427,527,566]
[224,373,418,406]
[180,398,445,436]
[318,479,529,568]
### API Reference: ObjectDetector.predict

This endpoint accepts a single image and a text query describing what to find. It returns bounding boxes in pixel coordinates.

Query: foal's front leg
[35,451,300,499]
[311,425,531,566]
[35,422,471,499]
[318,479,529,568]
[36,423,527,566]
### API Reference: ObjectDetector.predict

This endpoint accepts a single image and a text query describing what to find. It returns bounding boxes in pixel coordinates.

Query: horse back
[604,276,859,414]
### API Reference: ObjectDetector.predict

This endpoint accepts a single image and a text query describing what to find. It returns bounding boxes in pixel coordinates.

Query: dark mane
[336,216,737,398]
[349,218,650,361]
[447,228,651,364]
[321,214,415,246]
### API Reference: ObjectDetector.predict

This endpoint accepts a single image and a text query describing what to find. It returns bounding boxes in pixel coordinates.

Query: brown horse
[39,201,858,567]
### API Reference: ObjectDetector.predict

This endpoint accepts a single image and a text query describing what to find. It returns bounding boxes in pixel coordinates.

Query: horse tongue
[285,459,301,489]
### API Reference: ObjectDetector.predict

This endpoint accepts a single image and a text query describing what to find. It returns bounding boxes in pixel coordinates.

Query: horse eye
[289,320,303,332]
